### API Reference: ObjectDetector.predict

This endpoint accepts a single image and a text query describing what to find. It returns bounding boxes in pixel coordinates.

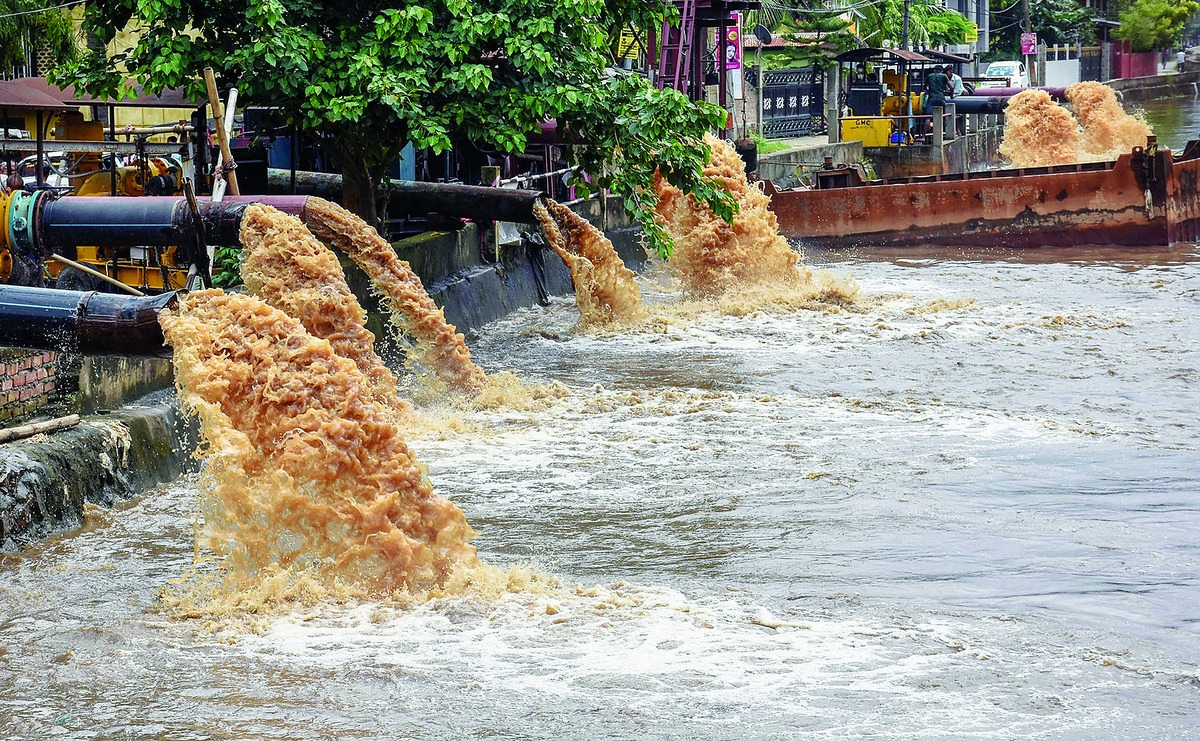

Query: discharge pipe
[266,168,545,223]
[971,86,1067,100]
[13,186,542,261]
[34,195,312,250]
[0,285,177,358]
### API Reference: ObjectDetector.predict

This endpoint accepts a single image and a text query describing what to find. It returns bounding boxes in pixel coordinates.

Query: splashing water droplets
[159,290,479,610]
[533,198,647,328]
[303,198,489,395]
[999,83,1150,167]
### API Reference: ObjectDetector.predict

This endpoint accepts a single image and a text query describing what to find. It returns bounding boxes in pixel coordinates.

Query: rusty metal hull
[768,146,1200,249]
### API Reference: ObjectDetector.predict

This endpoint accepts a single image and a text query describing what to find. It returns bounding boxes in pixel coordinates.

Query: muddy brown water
[3,245,1197,739]
[2,115,1199,738]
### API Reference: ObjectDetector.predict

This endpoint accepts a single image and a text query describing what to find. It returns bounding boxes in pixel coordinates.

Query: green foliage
[57,0,735,254]
[1031,0,1096,45]
[761,45,838,71]
[1115,0,1200,51]
[755,13,858,71]
[0,0,76,76]
[849,0,974,48]
[923,8,977,45]
[988,0,1096,58]
[561,72,737,258]
[749,130,790,154]
[211,246,242,289]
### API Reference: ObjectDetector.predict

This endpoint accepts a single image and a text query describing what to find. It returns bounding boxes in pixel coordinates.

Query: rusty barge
[766,140,1200,249]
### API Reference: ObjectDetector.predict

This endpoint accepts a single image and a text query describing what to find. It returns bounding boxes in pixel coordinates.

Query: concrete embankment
[0,196,643,546]
[340,194,646,352]
[0,400,196,549]
[1110,71,1200,102]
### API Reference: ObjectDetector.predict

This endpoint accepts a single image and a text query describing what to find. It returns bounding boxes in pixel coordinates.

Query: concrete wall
[758,140,864,186]
[1108,71,1200,102]
[340,194,646,354]
[0,403,196,548]
[1045,60,1081,87]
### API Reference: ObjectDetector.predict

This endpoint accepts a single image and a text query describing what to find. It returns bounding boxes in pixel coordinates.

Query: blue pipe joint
[6,190,43,259]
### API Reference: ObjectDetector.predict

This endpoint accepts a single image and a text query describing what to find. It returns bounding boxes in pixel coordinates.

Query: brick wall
[1,349,62,424]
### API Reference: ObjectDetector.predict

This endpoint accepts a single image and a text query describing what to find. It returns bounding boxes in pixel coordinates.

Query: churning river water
[2,245,1198,739]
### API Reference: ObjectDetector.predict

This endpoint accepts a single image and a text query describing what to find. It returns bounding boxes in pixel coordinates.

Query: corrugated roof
[835,48,935,64]
[918,49,974,64]
[14,77,204,108]
[0,80,76,111]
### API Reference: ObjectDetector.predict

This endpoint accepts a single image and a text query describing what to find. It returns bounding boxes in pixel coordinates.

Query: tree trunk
[341,154,379,229]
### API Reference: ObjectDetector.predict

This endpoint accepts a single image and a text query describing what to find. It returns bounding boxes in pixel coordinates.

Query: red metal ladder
[656,0,696,93]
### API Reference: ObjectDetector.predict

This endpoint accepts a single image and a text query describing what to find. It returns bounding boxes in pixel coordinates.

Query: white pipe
[212,87,239,202]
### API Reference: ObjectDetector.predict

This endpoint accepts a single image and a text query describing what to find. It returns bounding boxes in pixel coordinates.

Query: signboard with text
[618,29,642,60]
[1020,32,1037,55]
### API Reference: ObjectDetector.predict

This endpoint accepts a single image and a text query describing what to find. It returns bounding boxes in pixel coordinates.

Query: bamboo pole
[212,88,239,201]
[50,253,145,296]
[0,414,81,444]
[203,68,240,196]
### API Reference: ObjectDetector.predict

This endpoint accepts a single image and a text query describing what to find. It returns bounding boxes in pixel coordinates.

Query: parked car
[16,152,72,191]
[980,61,1030,88]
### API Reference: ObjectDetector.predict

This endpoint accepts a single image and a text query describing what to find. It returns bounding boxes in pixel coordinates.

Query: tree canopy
[58,0,736,257]
[749,0,975,64]
[0,0,75,76]
[846,0,975,49]
[1115,0,1200,51]
[987,0,1095,59]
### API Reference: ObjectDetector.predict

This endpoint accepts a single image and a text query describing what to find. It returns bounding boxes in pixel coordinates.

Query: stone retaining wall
[0,402,196,549]
[0,349,64,424]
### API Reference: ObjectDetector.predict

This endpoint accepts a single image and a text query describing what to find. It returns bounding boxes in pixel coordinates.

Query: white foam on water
[229,582,1176,737]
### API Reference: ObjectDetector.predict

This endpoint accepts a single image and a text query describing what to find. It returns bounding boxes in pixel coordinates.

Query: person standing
[923,67,952,136]
[944,65,965,97]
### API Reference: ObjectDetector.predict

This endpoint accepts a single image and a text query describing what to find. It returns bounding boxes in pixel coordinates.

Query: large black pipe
[0,286,176,357]
[37,197,300,250]
[948,95,1008,114]
[265,168,544,223]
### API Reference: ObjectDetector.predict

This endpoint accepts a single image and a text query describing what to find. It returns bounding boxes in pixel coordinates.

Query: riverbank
[0,196,642,547]
[0,399,195,549]
[1109,70,1200,102]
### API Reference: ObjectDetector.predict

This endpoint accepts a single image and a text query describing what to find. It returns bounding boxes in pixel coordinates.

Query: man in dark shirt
[922,69,953,137]
[923,69,952,114]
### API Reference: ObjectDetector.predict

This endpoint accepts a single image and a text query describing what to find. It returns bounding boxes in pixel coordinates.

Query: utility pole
[1021,0,1033,85]
[902,0,910,50]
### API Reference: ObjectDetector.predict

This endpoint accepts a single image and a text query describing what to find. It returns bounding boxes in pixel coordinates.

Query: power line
[760,0,900,15]
[0,0,84,21]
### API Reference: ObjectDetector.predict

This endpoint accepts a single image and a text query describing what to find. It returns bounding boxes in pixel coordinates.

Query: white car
[981,61,1030,88]
[16,152,72,191]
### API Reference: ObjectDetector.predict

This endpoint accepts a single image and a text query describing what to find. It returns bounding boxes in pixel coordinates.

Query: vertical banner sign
[726,15,742,69]
[1020,32,1037,56]
[727,12,744,100]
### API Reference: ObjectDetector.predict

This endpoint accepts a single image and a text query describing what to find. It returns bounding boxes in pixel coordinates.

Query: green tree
[848,0,975,48]
[56,0,735,258]
[987,0,1094,59]
[1030,0,1096,45]
[1115,0,1200,51]
[0,0,75,76]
